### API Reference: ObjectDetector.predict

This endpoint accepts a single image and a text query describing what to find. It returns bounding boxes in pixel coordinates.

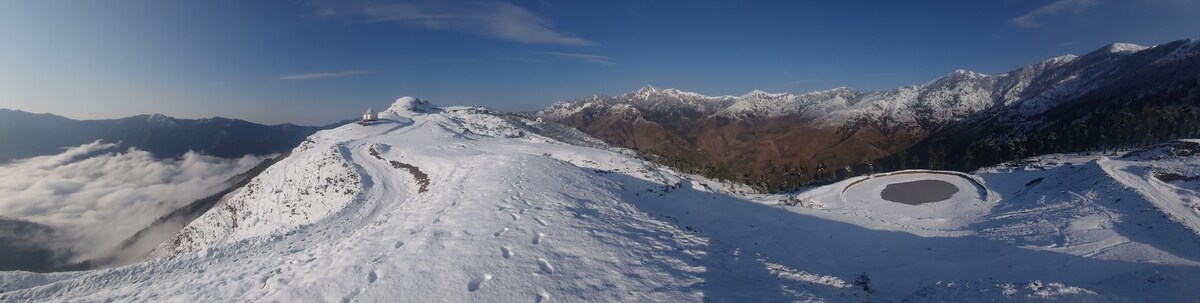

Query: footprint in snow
[534,217,548,226]
[341,287,363,303]
[468,274,493,292]
[536,290,551,303]
[494,228,510,237]
[536,259,555,274]
[367,270,378,283]
[533,232,543,245]
[511,213,521,221]
[501,246,513,258]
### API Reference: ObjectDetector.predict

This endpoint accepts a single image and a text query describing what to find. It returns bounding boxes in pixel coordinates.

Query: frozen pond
[879,179,959,205]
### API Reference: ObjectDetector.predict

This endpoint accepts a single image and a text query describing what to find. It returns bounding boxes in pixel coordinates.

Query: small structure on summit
[358,107,379,126]
[362,107,377,122]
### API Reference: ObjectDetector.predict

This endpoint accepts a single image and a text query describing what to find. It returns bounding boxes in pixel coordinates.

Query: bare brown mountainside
[540,39,1200,191]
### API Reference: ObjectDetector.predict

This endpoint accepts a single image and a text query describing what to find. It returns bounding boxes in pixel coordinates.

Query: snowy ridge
[1109,140,1200,235]
[717,87,861,120]
[1154,39,1200,65]
[620,85,737,114]
[538,100,594,121]
[3,98,1200,301]
[1102,43,1148,54]
[540,70,1007,129]
[541,39,1200,131]
[387,96,440,114]
[152,142,364,257]
[151,98,454,257]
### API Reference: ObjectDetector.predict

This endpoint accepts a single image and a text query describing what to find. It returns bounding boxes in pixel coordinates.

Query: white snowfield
[3,98,1199,302]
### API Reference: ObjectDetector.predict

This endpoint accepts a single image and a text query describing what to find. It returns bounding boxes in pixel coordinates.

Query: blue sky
[1,0,1197,125]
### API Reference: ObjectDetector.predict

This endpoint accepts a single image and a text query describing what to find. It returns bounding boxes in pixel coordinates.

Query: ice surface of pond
[879,179,959,205]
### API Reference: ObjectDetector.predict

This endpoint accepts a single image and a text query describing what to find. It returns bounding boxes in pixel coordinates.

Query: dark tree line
[641,150,874,193]
[931,72,1200,172]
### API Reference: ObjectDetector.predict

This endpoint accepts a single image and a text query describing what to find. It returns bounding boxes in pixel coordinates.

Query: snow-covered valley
[2,98,1198,302]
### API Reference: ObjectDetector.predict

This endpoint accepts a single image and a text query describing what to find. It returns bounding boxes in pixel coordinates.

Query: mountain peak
[1045,54,1079,64]
[142,113,176,124]
[633,85,660,97]
[950,69,988,78]
[387,97,440,114]
[742,89,784,98]
[1103,43,1147,54]
[823,87,856,93]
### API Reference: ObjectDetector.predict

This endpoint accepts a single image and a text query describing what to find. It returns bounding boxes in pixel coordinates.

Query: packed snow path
[2,98,1199,302]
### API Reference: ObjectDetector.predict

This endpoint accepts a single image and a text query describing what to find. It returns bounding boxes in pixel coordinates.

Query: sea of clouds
[0,140,266,266]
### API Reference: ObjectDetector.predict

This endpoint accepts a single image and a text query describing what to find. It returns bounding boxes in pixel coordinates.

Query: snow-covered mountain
[538,39,1200,186]
[3,97,1198,301]
[545,40,1192,130]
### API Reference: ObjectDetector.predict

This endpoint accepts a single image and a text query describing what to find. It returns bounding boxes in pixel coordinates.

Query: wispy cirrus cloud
[536,52,616,65]
[277,70,370,81]
[1010,0,1099,28]
[314,1,593,46]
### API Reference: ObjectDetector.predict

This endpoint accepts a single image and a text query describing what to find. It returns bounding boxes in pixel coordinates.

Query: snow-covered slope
[3,98,1199,302]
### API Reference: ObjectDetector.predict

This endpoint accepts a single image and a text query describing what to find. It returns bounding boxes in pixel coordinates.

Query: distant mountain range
[540,39,1200,190]
[0,110,348,163]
